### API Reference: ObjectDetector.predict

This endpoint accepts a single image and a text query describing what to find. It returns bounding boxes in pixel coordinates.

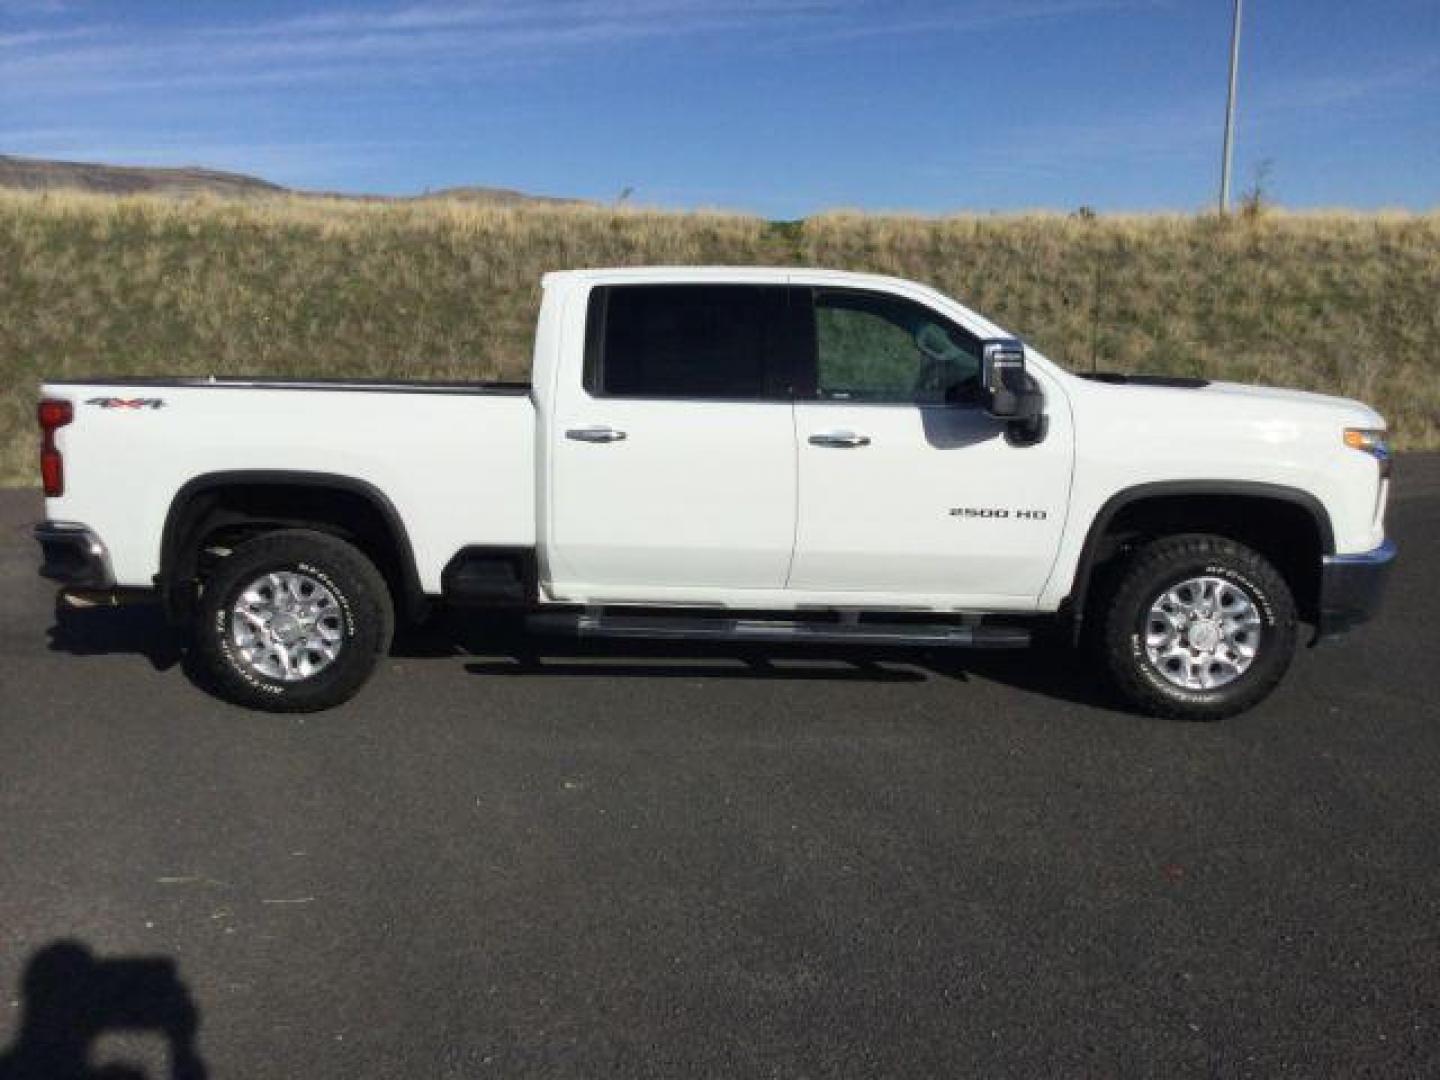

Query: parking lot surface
[1,459,1437,1077]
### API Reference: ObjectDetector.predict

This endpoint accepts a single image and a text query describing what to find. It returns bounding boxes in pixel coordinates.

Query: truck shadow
[460,647,1119,707]
[44,600,1123,712]
[399,615,1122,709]
[0,939,207,1080]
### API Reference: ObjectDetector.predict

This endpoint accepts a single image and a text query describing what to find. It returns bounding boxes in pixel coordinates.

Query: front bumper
[34,521,114,588]
[1316,538,1396,640]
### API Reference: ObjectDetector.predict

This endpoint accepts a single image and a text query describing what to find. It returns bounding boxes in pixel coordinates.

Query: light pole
[1219,0,1244,213]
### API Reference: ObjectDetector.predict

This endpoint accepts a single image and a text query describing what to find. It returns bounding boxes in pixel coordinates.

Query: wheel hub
[1185,619,1222,652]
[1143,575,1262,691]
[229,570,344,682]
[269,612,304,645]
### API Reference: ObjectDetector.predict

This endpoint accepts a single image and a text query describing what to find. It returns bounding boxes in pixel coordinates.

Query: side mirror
[981,339,1046,443]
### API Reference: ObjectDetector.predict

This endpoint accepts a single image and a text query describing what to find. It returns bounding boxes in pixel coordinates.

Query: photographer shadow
[0,940,207,1080]
[46,598,184,672]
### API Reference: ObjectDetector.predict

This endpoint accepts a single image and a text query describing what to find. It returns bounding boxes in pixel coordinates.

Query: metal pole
[1219,0,1243,213]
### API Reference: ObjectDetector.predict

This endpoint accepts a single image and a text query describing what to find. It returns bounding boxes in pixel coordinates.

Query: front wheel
[1094,533,1297,721]
[191,529,394,712]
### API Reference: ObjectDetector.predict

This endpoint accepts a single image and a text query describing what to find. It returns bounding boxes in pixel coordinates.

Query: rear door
[789,286,1072,604]
[547,283,802,599]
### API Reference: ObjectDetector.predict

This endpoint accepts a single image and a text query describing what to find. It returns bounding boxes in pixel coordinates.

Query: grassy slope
[2,191,1436,485]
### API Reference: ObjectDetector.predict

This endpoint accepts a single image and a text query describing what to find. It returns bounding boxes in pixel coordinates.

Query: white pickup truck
[34,266,1395,718]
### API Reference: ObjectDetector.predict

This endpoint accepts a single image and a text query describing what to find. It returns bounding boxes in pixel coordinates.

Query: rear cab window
[584,285,798,400]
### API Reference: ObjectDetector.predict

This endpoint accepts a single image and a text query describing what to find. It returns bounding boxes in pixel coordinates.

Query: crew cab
[33,267,1395,718]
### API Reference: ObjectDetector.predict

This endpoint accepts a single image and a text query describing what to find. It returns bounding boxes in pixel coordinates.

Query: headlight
[1344,428,1392,476]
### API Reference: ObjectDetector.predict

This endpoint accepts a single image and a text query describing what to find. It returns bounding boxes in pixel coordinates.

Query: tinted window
[586,285,790,399]
[813,289,981,405]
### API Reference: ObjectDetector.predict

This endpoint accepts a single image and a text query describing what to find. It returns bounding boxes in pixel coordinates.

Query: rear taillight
[38,398,73,497]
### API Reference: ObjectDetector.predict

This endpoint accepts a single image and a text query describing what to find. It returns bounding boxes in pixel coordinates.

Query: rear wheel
[1093,533,1296,721]
[191,529,393,712]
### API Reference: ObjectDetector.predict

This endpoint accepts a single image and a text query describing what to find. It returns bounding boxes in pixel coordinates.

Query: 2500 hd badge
[949,507,1049,520]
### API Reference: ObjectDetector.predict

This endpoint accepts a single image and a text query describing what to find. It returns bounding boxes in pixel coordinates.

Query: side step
[524,612,1031,649]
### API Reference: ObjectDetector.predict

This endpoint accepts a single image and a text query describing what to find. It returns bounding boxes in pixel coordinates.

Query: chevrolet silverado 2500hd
[34,267,1395,718]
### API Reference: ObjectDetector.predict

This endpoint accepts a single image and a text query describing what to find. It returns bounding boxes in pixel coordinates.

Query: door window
[812,289,982,405]
[585,285,791,400]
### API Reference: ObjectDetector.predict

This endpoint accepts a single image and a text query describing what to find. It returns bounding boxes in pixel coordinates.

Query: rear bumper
[1316,538,1396,640]
[34,521,114,588]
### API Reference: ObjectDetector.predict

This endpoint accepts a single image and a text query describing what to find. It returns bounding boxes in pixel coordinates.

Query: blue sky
[2,0,1436,216]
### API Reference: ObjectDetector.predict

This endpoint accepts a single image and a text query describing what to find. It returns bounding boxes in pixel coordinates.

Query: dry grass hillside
[1,190,1436,485]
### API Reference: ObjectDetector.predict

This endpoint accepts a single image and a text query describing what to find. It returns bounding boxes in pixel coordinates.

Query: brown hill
[0,154,288,198]
[414,185,583,207]
[0,154,580,205]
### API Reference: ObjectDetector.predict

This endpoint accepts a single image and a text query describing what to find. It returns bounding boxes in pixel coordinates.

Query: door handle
[809,430,871,448]
[566,426,628,444]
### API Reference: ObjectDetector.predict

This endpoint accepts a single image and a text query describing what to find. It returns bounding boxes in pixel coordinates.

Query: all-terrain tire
[191,529,393,712]
[1093,533,1297,721]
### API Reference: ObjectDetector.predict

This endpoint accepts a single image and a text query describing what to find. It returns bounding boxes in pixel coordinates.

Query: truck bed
[41,377,538,592]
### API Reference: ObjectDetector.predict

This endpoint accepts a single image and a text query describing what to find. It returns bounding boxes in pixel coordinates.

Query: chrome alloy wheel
[1143,575,1262,691]
[230,571,344,682]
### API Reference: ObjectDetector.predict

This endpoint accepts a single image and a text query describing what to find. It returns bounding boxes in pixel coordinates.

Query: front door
[548,283,800,599]
[788,287,1072,606]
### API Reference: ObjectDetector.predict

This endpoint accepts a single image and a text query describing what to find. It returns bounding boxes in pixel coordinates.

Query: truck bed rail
[45,376,532,395]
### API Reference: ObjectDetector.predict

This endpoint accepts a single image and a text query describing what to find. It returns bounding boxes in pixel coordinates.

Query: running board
[524,613,1031,649]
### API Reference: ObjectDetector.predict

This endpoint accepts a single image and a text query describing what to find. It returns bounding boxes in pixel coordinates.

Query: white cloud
[0,25,95,48]
[920,54,1440,200]
[0,0,1158,98]
[0,0,71,14]
[801,0,1157,42]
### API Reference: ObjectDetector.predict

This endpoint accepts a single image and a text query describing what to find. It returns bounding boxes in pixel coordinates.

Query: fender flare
[157,470,426,621]
[1065,479,1335,639]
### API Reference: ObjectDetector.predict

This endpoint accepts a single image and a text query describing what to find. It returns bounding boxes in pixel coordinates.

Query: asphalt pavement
[1,459,1438,1078]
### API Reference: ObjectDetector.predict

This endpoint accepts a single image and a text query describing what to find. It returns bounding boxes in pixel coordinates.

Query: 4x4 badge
[86,397,166,409]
